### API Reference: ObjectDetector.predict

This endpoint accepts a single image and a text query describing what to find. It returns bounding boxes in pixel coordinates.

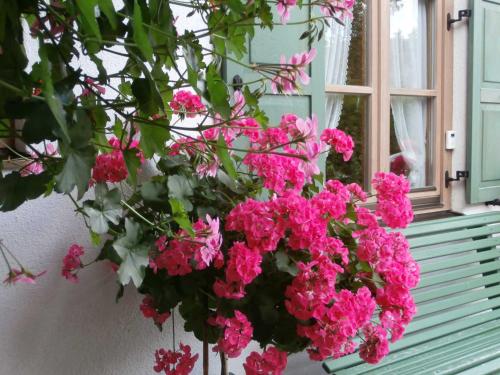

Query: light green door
[467,0,500,203]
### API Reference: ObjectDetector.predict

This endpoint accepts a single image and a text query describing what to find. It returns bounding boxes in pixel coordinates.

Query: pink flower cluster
[297,287,376,360]
[271,49,317,94]
[150,215,223,276]
[61,244,84,282]
[210,311,253,358]
[81,77,106,97]
[169,90,206,118]
[140,295,170,327]
[244,346,288,375]
[372,172,414,228]
[20,143,58,177]
[92,137,143,184]
[153,343,198,375]
[320,128,354,162]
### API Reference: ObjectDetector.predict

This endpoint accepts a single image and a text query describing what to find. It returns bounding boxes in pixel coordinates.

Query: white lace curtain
[390,0,428,188]
[325,18,353,129]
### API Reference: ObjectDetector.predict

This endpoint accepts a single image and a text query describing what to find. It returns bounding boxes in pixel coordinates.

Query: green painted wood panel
[467,0,500,203]
[223,2,326,167]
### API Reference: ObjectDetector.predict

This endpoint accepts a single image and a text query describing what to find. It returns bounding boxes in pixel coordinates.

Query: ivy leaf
[216,133,237,180]
[83,188,122,234]
[169,198,194,236]
[167,175,193,212]
[55,146,95,199]
[113,218,149,287]
[132,0,153,62]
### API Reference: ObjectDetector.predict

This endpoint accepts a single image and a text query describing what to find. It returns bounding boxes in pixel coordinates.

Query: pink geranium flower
[3,268,46,285]
[61,244,84,282]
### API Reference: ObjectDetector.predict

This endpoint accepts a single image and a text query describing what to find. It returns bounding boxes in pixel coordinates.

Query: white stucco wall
[1,2,499,375]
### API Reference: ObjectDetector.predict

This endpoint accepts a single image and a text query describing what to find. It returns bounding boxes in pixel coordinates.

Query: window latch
[445,170,469,188]
[232,75,243,92]
[447,9,472,31]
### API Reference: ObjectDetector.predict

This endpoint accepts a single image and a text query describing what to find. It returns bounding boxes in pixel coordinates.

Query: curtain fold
[325,18,353,129]
[390,0,428,188]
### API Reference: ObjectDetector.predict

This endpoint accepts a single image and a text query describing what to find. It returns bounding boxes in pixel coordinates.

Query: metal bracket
[445,170,469,188]
[447,9,472,31]
[485,199,500,206]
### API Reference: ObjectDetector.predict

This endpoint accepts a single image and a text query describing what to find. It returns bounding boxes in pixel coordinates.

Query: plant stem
[203,322,209,375]
[220,351,228,375]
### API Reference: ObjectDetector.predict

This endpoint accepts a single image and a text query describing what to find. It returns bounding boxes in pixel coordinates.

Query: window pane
[325,1,368,86]
[390,96,434,188]
[390,0,435,89]
[325,95,369,188]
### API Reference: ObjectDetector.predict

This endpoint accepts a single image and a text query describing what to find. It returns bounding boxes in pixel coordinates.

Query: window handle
[447,9,471,31]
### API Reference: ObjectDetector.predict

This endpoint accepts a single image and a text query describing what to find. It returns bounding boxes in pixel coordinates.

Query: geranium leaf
[98,0,117,30]
[167,175,193,212]
[113,218,149,287]
[216,133,237,180]
[55,146,95,199]
[132,0,153,62]
[169,198,194,236]
[84,188,122,234]
[76,0,102,41]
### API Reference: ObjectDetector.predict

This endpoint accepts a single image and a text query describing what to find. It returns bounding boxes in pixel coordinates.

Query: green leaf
[131,78,163,116]
[169,198,194,236]
[76,0,102,40]
[275,250,298,276]
[206,64,230,118]
[0,171,52,212]
[123,148,141,186]
[138,119,170,158]
[141,180,168,202]
[113,218,149,287]
[38,42,70,143]
[167,175,193,212]
[216,133,237,180]
[132,0,153,62]
[83,188,122,234]
[98,0,117,30]
[55,147,95,199]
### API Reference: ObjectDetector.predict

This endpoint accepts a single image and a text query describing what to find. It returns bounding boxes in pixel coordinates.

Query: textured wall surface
[0,2,497,375]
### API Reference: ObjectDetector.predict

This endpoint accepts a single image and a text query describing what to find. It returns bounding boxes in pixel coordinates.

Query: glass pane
[390,0,435,89]
[390,96,434,188]
[325,95,369,188]
[325,0,368,86]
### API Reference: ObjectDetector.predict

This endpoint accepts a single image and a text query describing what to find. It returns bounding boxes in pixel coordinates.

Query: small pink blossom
[62,244,84,282]
[211,311,253,358]
[277,0,297,24]
[3,268,46,285]
[271,49,316,94]
[244,346,288,375]
[320,128,354,161]
[82,77,106,97]
[140,295,170,326]
[153,343,198,375]
[169,90,206,118]
[359,324,390,364]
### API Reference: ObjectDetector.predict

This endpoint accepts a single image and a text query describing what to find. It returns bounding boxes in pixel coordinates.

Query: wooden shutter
[467,0,500,203]
[223,4,325,162]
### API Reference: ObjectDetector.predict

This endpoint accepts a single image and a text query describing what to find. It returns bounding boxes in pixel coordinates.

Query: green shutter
[467,0,500,203]
[223,4,325,161]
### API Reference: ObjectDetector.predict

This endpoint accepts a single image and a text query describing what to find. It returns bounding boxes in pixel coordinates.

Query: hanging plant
[0,1,418,374]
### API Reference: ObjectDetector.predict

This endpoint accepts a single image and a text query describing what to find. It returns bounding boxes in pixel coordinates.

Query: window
[324,0,453,210]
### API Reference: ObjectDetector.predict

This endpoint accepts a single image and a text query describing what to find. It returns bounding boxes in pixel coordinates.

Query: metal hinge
[445,170,469,188]
[485,199,500,206]
[447,9,472,31]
